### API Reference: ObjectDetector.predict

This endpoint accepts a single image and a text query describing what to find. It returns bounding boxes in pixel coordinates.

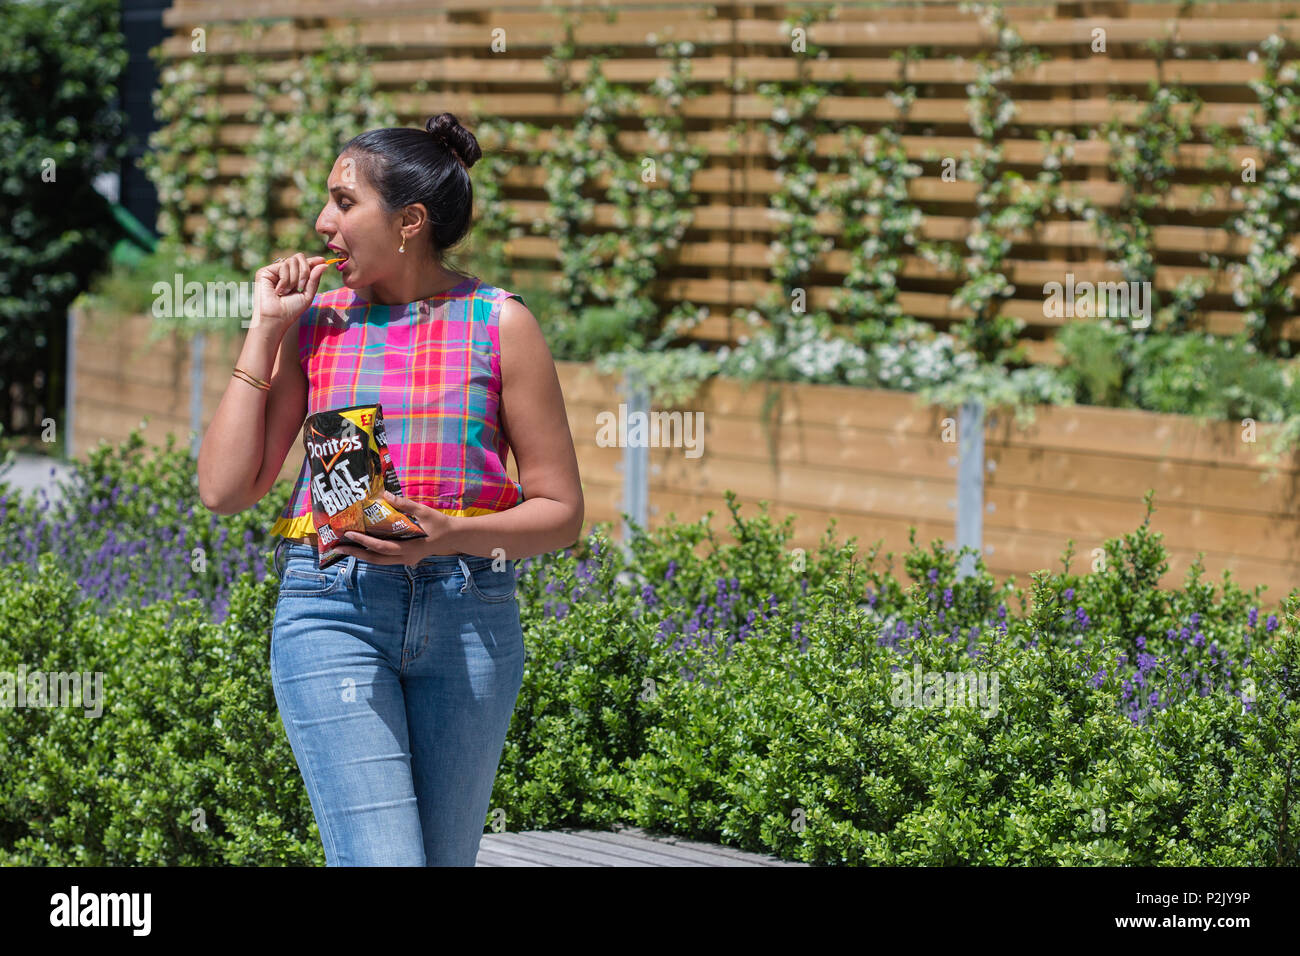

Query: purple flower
[1248,607,1259,628]
[1190,612,1201,627]
[1063,587,1075,601]
[942,587,953,608]
[1136,634,1145,649]
[927,568,939,583]
[1267,615,1278,633]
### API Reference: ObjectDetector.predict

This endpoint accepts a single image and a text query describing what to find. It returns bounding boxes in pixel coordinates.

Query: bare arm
[197,326,307,514]
[197,254,324,514]
[442,296,584,559]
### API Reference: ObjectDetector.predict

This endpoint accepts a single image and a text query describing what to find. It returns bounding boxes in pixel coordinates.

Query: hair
[341,112,482,260]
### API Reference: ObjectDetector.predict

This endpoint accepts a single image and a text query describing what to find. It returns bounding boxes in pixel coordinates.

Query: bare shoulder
[497,295,554,372]
[498,294,540,335]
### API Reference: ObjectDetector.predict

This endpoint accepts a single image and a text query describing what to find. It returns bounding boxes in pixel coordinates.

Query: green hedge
[0,435,1296,865]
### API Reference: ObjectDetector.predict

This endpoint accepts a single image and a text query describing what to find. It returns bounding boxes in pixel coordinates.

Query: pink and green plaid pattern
[270,276,525,538]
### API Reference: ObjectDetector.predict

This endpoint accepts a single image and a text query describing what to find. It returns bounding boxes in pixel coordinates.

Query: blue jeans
[269,539,525,866]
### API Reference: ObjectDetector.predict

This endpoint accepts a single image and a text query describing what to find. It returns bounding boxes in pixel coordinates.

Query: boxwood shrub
[0,434,1295,864]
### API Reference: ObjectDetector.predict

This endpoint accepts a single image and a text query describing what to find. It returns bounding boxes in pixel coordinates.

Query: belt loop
[272,537,287,579]
[344,554,358,589]
[457,556,471,593]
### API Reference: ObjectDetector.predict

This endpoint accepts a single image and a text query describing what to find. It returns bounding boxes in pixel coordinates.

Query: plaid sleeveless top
[270,275,525,539]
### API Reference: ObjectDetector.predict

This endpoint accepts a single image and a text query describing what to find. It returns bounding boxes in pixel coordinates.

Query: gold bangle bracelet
[232,369,270,392]
[232,366,271,390]
[232,373,269,392]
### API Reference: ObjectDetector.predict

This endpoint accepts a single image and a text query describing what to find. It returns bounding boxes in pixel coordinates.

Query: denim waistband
[273,538,511,580]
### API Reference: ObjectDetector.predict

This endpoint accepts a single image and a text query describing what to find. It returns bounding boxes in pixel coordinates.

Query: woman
[197,112,583,866]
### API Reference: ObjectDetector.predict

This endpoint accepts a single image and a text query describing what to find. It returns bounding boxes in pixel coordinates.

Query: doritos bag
[304,403,426,568]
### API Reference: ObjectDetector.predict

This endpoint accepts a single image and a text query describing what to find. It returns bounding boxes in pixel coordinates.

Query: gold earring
[398,237,406,253]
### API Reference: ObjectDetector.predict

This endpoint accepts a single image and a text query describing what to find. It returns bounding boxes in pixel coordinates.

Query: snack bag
[304,403,426,568]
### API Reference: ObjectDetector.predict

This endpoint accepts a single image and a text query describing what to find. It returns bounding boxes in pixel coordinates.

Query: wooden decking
[476,825,807,866]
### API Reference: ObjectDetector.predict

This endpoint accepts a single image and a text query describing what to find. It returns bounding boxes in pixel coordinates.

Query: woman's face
[315,151,415,290]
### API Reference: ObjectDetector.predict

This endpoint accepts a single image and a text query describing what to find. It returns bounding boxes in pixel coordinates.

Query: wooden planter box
[70,307,1300,604]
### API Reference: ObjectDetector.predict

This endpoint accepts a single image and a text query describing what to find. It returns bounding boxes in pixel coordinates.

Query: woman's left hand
[329,490,459,566]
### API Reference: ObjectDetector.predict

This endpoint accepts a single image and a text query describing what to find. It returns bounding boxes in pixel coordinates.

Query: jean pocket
[279,564,344,597]
[464,561,517,604]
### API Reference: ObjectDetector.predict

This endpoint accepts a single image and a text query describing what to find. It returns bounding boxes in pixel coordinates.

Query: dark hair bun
[425,112,481,170]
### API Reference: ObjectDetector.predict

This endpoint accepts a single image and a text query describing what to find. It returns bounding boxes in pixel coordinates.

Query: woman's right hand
[251,253,330,332]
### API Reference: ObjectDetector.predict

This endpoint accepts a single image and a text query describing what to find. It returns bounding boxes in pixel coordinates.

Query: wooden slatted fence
[149,0,1300,363]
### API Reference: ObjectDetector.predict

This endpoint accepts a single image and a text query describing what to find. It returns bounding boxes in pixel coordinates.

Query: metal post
[65,306,77,461]
[955,398,984,580]
[190,331,205,458]
[620,367,649,554]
